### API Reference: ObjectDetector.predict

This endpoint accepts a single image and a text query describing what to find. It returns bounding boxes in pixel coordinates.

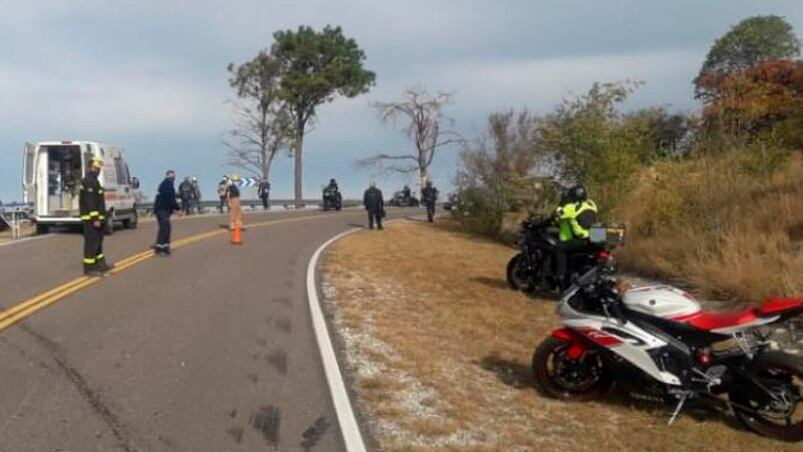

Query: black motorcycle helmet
[569,184,588,203]
[330,178,336,184]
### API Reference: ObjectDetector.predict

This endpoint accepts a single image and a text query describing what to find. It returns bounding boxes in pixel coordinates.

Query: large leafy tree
[271,25,375,205]
[695,15,800,99]
[698,60,803,147]
[225,52,291,183]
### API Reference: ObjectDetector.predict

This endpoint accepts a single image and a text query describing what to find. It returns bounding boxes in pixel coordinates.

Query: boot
[84,265,104,277]
[96,258,114,272]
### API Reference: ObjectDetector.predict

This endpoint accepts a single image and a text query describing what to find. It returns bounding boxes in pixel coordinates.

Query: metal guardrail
[135,199,362,214]
[0,206,31,238]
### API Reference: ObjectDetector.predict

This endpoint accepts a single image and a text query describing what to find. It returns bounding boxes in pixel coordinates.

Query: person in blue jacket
[153,169,181,256]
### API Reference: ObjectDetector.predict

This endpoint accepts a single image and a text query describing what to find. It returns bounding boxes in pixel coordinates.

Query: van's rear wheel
[104,213,115,235]
[35,223,49,235]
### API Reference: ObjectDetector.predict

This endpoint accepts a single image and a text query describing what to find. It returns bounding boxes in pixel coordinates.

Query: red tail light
[696,351,713,366]
[597,251,610,262]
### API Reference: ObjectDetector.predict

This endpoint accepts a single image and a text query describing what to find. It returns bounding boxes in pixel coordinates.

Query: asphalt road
[0,208,402,452]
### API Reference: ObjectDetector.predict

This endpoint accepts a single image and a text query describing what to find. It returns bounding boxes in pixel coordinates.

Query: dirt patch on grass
[320,220,800,452]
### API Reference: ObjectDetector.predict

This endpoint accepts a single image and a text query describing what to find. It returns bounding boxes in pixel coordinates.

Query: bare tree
[358,88,462,188]
[224,52,291,182]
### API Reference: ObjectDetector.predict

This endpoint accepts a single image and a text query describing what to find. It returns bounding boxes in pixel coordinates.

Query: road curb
[306,227,368,452]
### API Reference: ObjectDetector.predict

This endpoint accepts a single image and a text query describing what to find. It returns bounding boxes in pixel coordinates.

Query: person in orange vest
[227,174,243,229]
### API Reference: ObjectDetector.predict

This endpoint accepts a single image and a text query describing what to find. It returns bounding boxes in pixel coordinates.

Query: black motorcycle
[322,187,342,211]
[506,215,609,293]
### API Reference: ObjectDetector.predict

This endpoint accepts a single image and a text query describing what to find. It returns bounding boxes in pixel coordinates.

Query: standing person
[421,180,439,223]
[227,174,243,229]
[257,178,271,210]
[363,182,385,230]
[179,177,193,215]
[217,176,229,213]
[79,156,111,275]
[190,177,202,214]
[154,170,181,256]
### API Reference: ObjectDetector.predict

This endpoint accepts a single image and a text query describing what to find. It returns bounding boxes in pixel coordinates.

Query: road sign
[236,177,258,188]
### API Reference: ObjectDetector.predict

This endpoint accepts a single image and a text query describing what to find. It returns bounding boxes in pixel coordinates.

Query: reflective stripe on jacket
[79,172,106,222]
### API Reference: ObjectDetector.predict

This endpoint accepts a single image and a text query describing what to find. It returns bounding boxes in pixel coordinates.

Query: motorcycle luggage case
[589,223,626,247]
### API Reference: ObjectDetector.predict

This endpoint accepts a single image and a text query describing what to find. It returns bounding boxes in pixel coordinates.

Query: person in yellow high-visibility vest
[555,184,598,287]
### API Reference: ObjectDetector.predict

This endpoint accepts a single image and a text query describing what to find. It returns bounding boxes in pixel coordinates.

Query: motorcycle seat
[675,298,803,332]
[675,309,758,332]
[756,298,803,316]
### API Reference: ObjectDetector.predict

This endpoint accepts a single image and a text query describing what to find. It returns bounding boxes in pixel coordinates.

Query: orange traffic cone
[231,221,242,245]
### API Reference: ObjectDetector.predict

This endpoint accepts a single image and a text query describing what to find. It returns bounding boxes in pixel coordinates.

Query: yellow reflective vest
[557,200,598,241]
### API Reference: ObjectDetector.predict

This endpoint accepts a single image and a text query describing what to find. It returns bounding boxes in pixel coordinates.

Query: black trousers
[261,194,269,209]
[368,210,383,229]
[556,239,589,284]
[82,222,104,270]
[219,196,226,213]
[156,210,172,248]
[181,197,191,215]
[425,202,436,222]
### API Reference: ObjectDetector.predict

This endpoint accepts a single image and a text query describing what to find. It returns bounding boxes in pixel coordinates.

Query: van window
[114,157,127,185]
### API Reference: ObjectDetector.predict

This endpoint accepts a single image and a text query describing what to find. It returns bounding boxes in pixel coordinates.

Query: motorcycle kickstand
[668,394,688,426]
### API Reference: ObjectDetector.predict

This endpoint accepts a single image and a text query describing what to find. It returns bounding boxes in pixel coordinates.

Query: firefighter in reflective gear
[555,185,597,287]
[79,156,111,275]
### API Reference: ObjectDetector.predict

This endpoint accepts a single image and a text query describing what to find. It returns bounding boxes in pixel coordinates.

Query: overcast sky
[1,0,802,202]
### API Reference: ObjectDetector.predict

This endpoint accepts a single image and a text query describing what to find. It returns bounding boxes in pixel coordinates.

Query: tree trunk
[419,166,428,193]
[294,130,304,207]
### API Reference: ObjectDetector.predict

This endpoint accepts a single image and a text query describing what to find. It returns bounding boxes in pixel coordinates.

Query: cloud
[0,61,228,137]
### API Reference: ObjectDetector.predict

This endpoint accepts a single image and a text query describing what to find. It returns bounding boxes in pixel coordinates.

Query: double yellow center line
[0,213,336,333]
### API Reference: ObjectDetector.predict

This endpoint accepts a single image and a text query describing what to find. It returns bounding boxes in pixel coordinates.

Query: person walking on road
[227,174,243,229]
[258,178,271,210]
[79,156,112,275]
[179,177,193,216]
[363,182,385,230]
[217,176,229,213]
[154,170,181,256]
[422,179,439,223]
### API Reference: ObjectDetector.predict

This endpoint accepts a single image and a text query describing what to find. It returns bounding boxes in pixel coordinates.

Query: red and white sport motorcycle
[533,264,803,441]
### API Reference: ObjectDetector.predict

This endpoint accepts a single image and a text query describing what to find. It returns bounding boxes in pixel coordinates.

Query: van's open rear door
[22,142,36,204]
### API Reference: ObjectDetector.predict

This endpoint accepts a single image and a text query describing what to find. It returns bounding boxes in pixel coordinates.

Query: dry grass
[616,151,803,304]
[321,220,800,452]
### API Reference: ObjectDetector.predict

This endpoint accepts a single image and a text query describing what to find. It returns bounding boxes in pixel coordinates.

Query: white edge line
[307,226,368,452]
[0,233,53,248]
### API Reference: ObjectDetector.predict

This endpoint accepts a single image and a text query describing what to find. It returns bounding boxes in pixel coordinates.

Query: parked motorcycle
[506,215,618,293]
[532,263,803,441]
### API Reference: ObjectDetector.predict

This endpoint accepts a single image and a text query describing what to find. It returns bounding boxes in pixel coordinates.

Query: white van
[22,140,141,234]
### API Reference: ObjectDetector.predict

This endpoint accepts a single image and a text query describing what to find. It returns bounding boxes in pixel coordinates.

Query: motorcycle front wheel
[532,336,613,401]
[731,352,803,442]
[506,253,533,291]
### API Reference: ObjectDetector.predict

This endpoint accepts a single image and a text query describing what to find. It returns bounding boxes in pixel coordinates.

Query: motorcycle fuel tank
[622,285,701,318]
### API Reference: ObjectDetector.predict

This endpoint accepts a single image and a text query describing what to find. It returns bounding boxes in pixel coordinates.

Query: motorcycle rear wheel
[731,352,803,442]
[506,253,533,291]
[532,336,613,401]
